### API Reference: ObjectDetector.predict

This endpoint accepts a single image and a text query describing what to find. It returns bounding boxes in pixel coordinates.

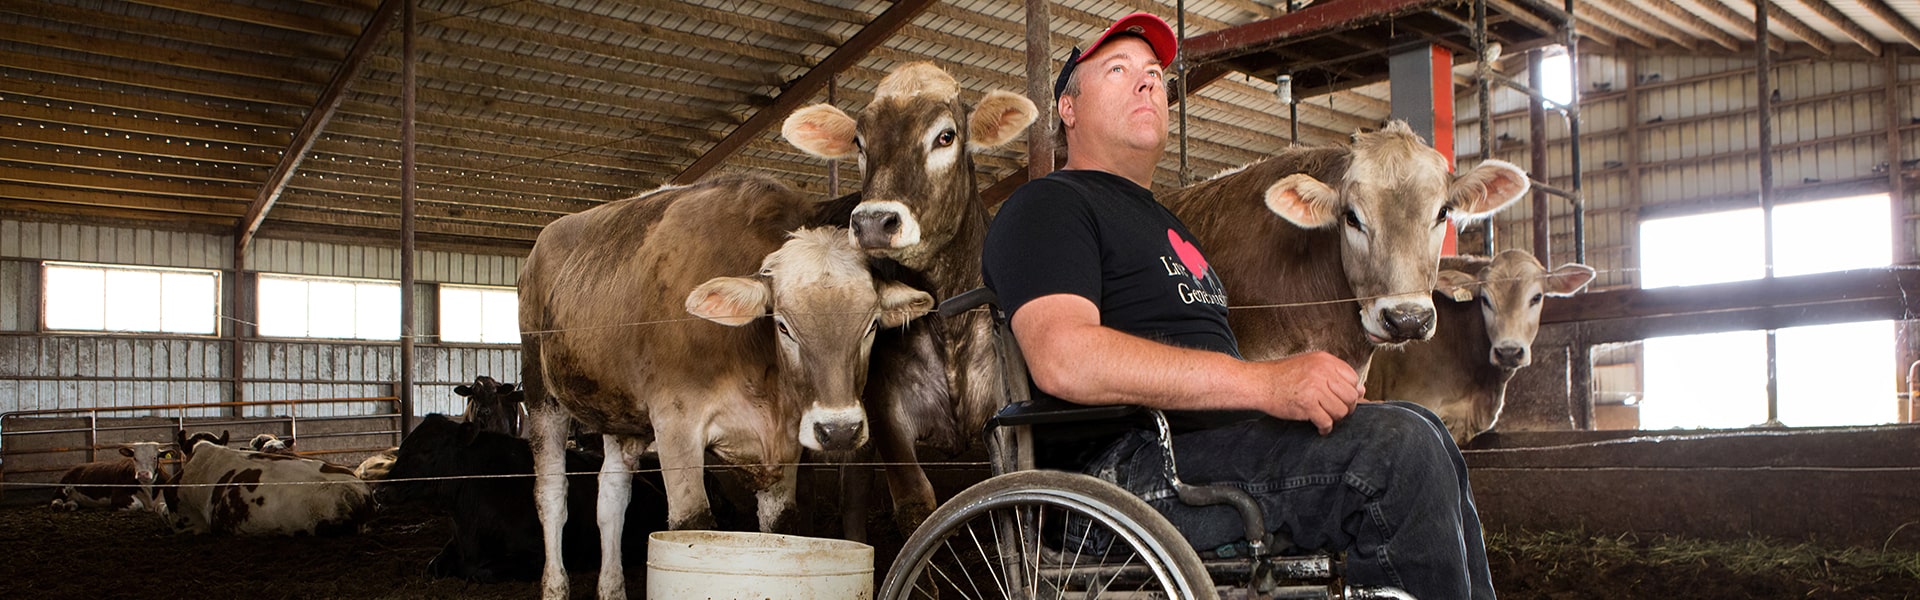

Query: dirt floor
[1,493,1916,599]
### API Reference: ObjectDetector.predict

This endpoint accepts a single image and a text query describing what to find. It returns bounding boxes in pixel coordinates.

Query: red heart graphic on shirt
[1167,229,1209,279]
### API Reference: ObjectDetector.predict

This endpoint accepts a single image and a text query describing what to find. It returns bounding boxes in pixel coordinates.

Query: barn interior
[1,0,1919,596]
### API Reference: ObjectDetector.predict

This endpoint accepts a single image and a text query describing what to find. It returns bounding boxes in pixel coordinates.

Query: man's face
[1062,36,1169,154]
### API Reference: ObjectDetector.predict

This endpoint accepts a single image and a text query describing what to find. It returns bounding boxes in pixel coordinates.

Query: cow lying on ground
[355,448,397,481]
[376,414,670,583]
[165,429,372,536]
[519,175,934,598]
[1365,250,1595,444]
[783,60,1037,536]
[1164,121,1530,373]
[455,375,523,436]
[50,441,176,512]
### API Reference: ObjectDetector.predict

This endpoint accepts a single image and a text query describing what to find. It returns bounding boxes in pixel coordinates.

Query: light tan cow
[1365,250,1595,444]
[1165,121,1532,373]
[784,61,1037,531]
[517,176,933,599]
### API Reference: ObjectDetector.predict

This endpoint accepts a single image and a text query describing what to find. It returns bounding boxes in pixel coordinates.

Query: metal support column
[1528,49,1550,263]
[1474,0,1495,255]
[398,0,417,435]
[1757,0,1780,426]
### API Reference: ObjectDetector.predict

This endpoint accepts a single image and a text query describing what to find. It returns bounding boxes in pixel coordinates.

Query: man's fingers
[1312,411,1333,435]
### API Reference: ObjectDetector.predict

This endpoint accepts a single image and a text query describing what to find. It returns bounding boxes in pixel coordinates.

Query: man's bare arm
[1012,293,1364,434]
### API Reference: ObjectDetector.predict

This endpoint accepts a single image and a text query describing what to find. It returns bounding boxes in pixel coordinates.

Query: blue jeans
[1082,401,1495,600]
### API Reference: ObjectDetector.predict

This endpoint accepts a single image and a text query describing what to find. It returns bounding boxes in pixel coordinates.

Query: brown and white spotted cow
[518,176,934,600]
[1366,250,1594,444]
[782,61,1037,532]
[50,441,176,513]
[1164,122,1531,374]
[248,433,296,454]
[165,429,371,536]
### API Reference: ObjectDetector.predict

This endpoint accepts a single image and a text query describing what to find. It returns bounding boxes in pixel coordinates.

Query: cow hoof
[670,512,717,531]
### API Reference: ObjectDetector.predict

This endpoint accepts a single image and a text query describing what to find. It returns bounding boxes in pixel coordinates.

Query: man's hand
[1246,351,1364,435]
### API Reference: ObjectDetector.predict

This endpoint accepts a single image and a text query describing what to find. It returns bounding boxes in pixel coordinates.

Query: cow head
[454,375,522,436]
[175,429,229,459]
[783,62,1037,269]
[1436,250,1594,369]
[686,227,935,452]
[1264,121,1528,345]
[248,433,295,454]
[117,441,175,487]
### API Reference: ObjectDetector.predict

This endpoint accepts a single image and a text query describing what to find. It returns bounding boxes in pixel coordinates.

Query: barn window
[1633,193,1895,429]
[1539,48,1574,108]
[256,274,400,340]
[439,284,519,344]
[41,262,220,335]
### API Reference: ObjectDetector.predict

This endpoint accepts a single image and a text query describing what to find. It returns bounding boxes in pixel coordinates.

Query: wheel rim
[888,487,1203,599]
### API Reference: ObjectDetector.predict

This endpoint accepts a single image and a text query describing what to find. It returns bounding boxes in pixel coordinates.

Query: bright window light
[1776,320,1897,427]
[43,263,219,334]
[1639,208,1764,288]
[1540,50,1575,108]
[1773,194,1890,276]
[1640,330,1769,429]
[439,285,521,344]
[256,274,400,341]
[1637,194,1895,429]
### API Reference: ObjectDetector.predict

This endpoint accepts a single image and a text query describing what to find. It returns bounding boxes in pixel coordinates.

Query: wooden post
[1024,0,1053,180]
[1528,49,1550,264]
[1757,0,1779,426]
[398,0,417,435]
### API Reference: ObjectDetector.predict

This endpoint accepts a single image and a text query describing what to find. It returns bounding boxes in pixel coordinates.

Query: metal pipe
[1475,0,1495,255]
[1177,0,1190,185]
[1528,49,1550,263]
[230,247,246,409]
[1564,0,1585,266]
[827,76,840,196]
[1757,0,1780,427]
[398,0,417,436]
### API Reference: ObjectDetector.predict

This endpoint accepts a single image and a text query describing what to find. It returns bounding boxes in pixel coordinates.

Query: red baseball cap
[1054,13,1179,99]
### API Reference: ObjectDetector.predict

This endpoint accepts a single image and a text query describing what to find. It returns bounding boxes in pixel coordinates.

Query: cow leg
[596,434,645,600]
[877,410,937,531]
[526,406,572,600]
[755,462,800,533]
[839,462,869,542]
[655,429,716,530]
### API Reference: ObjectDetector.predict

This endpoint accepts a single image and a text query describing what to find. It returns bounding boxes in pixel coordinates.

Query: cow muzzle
[800,405,869,452]
[1373,302,1437,343]
[849,201,922,251]
[1491,342,1530,369]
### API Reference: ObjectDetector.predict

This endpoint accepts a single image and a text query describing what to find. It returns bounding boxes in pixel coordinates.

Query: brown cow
[1164,121,1531,373]
[783,61,1037,529]
[50,441,176,513]
[1366,250,1595,444]
[517,176,934,599]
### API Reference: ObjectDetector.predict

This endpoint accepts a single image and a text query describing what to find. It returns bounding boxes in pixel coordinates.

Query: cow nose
[1492,344,1528,368]
[850,210,901,249]
[1379,305,1435,340]
[813,421,864,451]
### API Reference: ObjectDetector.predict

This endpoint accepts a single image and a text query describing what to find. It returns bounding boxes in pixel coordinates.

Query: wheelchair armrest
[936,287,998,318]
[987,395,1142,429]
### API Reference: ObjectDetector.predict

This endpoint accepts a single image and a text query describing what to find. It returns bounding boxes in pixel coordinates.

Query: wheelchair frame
[874,290,1413,599]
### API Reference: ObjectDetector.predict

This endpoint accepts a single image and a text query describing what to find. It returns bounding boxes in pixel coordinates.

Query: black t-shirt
[982,169,1262,431]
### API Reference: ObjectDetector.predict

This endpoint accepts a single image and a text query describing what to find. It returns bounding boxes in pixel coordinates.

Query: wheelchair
[877,289,1414,600]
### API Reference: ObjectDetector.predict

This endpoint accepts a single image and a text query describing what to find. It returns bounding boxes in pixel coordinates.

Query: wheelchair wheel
[879,470,1218,599]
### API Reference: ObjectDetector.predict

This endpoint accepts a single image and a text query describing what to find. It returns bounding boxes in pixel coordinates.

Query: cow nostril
[878,212,901,233]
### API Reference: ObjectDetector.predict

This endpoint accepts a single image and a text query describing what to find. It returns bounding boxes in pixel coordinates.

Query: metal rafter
[672,0,937,185]
[236,0,402,252]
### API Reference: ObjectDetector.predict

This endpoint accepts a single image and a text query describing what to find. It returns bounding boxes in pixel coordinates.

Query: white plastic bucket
[647,530,874,600]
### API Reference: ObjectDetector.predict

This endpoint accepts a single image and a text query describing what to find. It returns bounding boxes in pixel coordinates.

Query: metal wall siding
[0,219,229,268]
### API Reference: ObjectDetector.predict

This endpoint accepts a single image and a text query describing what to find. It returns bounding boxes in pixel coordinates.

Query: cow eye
[1480,295,1493,307]
[774,318,792,338]
[1342,209,1363,230]
[1530,293,1544,306]
[853,137,864,151]
[934,129,956,148]
[1436,205,1453,224]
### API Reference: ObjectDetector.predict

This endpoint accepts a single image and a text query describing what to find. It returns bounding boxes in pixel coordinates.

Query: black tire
[879,470,1218,599]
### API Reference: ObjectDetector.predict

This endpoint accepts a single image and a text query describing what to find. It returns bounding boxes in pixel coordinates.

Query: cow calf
[51,441,176,513]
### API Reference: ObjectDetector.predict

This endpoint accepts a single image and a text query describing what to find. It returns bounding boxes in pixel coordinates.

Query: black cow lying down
[376,414,671,583]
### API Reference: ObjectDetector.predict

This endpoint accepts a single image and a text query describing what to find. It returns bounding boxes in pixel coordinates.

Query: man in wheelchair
[979,13,1495,599]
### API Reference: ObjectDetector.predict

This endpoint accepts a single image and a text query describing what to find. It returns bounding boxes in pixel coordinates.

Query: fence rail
[0,397,403,484]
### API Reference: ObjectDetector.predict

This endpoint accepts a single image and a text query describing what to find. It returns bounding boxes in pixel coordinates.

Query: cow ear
[1449,160,1530,218]
[453,385,473,397]
[687,276,771,326]
[1435,270,1480,303]
[1544,263,1596,296]
[218,430,230,446]
[876,281,935,329]
[1263,174,1342,228]
[967,90,1038,151]
[119,446,135,457]
[782,104,859,160]
[498,383,515,394]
